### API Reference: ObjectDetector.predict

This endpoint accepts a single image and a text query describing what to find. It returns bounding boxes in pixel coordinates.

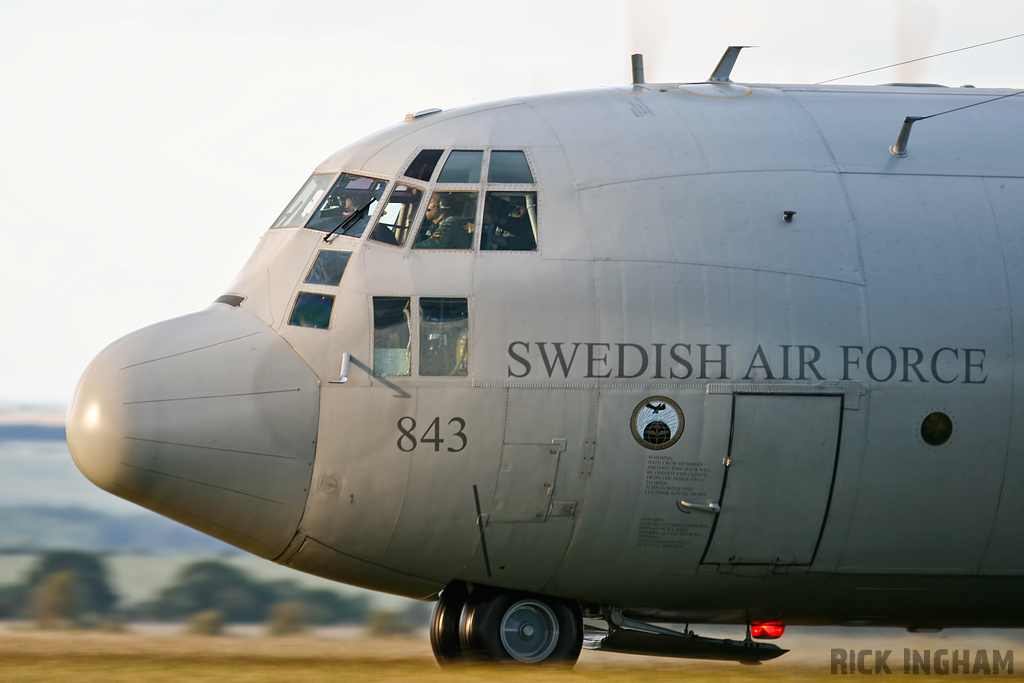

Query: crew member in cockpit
[414,193,473,249]
[339,196,357,218]
[484,195,536,250]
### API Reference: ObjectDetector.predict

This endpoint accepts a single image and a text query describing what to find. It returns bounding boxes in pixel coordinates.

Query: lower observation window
[420,298,468,376]
[289,293,335,329]
[305,250,352,286]
[373,297,411,376]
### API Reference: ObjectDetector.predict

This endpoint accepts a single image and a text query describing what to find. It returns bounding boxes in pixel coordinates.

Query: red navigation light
[750,621,785,639]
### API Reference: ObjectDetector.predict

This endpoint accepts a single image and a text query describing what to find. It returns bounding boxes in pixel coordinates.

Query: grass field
[1,630,1021,682]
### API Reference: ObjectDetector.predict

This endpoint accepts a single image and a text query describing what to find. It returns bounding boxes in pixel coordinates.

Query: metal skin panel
[580,171,862,284]
[545,389,724,607]
[299,386,416,560]
[503,388,597,512]
[981,177,1024,574]
[662,86,837,175]
[377,387,507,584]
[837,175,1011,573]
[788,86,1024,177]
[703,394,843,565]
[227,228,325,329]
[66,305,320,559]
[490,445,560,522]
[68,81,1024,626]
[285,536,442,599]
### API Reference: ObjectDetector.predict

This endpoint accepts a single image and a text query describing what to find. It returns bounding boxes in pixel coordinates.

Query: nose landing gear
[430,582,582,666]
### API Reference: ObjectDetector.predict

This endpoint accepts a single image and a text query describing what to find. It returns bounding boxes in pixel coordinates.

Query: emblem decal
[631,396,684,450]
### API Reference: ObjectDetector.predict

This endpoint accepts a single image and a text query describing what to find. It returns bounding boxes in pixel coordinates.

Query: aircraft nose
[67,304,320,559]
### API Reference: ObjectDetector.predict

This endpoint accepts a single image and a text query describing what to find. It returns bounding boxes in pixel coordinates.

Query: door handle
[677,500,720,513]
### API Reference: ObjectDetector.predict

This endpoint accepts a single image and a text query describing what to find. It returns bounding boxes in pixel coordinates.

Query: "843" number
[397,417,467,453]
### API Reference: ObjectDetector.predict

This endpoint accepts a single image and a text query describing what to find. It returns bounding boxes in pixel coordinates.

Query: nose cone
[67,304,320,559]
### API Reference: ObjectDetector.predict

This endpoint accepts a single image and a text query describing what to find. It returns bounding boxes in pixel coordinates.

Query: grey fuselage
[67,80,1024,628]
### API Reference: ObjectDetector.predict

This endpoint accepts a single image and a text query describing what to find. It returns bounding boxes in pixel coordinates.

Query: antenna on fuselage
[708,46,756,83]
[631,54,645,84]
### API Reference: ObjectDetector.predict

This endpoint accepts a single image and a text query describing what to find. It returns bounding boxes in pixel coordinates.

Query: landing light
[750,621,785,639]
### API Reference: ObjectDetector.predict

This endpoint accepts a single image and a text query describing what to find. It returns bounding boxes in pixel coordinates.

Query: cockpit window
[412,191,478,250]
[487,151,534,183]
[404,150,443,181]
[437,151,483,183]
[304,173,388,237]
[272,174,336,228]
[373,297,411,376]
[368,184,423,247]
[420,298,468,376]
[482,192,537,250]
[289,292,335,329]
[304,250,352,286]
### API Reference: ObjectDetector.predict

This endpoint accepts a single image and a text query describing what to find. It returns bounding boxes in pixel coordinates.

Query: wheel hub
[500,599,560,663]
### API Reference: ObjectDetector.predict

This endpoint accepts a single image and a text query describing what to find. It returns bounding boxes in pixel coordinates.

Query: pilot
[339,196,357,218]
[415,194,473,249]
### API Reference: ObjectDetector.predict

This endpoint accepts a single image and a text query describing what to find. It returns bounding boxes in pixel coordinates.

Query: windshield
[271,174,336,228]
[304,173,388,237]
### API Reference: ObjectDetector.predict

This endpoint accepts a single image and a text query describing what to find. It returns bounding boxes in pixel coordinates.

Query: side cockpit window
[412,191,478,250]
[482,191,536,251]
[400,149,537,252]
[369,184,423,247]
[272,174,336,228]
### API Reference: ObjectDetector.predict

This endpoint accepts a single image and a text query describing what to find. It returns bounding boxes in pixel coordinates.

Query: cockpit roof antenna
[817,32,1024,85]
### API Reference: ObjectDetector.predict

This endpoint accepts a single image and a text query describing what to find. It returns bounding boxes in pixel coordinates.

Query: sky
[1,0,1023,404]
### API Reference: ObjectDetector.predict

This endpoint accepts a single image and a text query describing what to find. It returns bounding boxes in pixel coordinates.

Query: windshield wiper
[322,199,376,242]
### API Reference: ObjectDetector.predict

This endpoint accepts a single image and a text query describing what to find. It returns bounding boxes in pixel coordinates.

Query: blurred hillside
[0,506,234,554]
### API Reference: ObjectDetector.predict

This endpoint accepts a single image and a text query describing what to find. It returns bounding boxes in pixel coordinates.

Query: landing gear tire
[430,582,469,666]
[460,588,582,665]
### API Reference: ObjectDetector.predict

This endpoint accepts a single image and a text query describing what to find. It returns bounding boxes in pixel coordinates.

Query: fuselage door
[702,394,843,566]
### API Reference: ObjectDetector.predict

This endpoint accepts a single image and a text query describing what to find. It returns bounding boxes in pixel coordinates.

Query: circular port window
[920,412,953,446]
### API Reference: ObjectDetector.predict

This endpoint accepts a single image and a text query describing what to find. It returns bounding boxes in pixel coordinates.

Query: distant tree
[366,609,414,637]
[295,588,369,625]
[186,609,224,635]
[33,571,81,628]
[266,601,307,636]
[259,580,369,625]
[146,561,272,623]
[404,600,432,628]
[0,584,28,619]
[136,560,372,626]
[25,551,117,616]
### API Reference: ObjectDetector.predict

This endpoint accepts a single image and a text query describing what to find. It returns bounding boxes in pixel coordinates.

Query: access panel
[703,394,842,565]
